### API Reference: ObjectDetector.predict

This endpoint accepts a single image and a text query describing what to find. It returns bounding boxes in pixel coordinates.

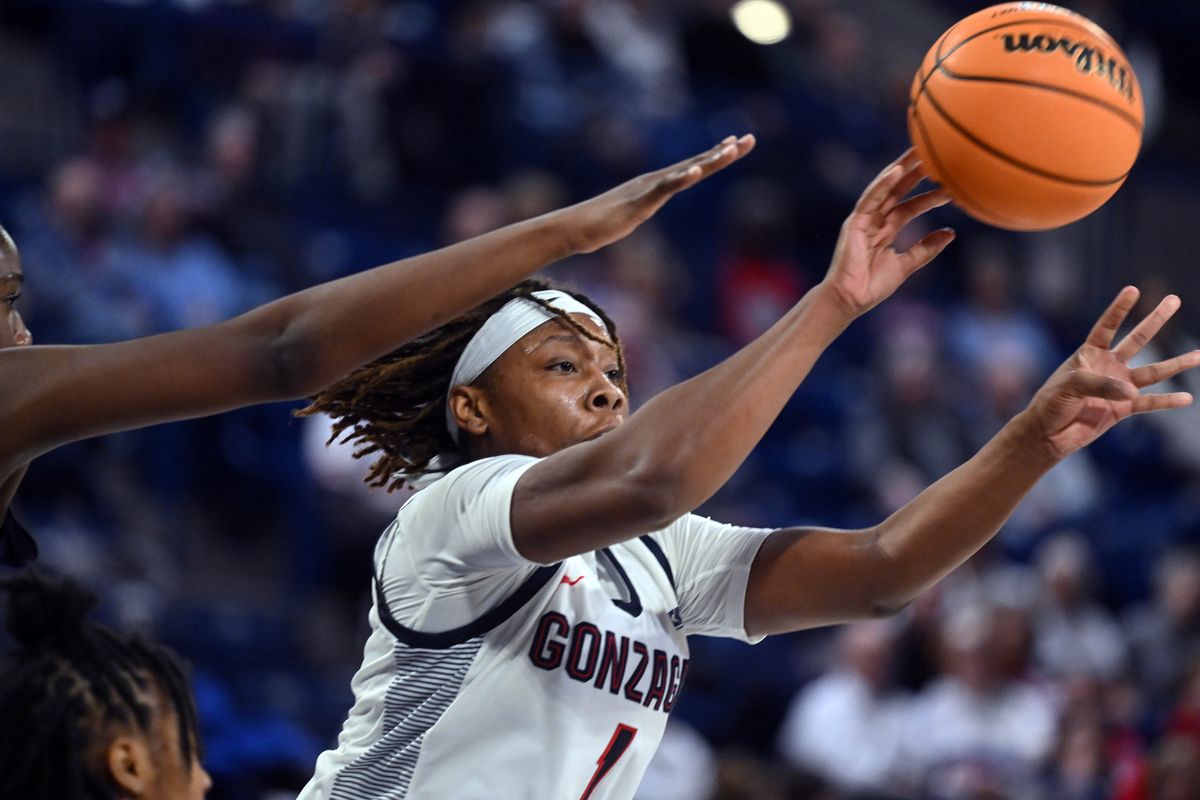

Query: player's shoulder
[404,454,541,510]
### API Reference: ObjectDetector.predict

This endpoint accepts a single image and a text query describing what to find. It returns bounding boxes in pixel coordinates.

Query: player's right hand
[820,148,955,320]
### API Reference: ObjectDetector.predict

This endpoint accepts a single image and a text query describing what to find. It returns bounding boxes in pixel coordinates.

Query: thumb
[1061,369,1136,401]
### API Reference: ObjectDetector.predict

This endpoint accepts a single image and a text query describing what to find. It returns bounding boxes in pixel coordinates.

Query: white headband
[445,290,606,441]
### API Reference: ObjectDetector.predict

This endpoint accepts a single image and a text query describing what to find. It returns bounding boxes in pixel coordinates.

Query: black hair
[0,568,201,799]
[298,277,624,491]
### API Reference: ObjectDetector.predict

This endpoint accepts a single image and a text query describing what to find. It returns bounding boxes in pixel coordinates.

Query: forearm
[261,209,577,396]
[865,410,1060,610]
[515,282,855,561]
[633,283,853,509]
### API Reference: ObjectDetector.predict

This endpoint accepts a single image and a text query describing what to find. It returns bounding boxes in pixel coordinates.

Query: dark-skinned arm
[743,288,1200,636]
[0,136,755,486]
[512,150,955,562]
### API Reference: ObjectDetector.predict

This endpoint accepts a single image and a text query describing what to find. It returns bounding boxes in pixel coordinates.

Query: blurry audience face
[207,108,259,184]
[942,607,1001,693]
[1160,556,1200,627]
[1151,737,1200,800]
[989,605,1033,679]
[882,324,938,408]
[142,186,189,248]
[51,159,107,240]
[442,187,509,244]
[0,229,30,349]
[839,621,895,690]
[1038,534,1093,609]
[966,249,1014,313]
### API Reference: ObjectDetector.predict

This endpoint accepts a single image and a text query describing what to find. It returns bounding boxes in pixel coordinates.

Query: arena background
[2,1,1200,798]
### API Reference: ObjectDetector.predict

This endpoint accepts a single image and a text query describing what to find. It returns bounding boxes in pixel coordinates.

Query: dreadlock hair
[0,568,202,800]
[298,277,625,492]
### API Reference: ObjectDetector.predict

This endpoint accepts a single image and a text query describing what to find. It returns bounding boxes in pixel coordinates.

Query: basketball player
[0,135,755,565]
[0,568,210,799]
[297,149,1200,799]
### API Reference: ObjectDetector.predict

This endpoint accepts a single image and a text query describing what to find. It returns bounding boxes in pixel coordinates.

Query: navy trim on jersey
[373,563,561,650]
[0,510,38,568]
[638,535,676,591]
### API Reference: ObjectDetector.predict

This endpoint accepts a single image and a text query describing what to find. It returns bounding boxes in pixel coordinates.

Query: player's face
[106,692,212,800]
[0,236,31,350]
[142,705,212,800]
[467,314,626,457]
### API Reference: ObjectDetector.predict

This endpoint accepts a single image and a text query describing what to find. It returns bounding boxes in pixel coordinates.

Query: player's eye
[548,360,576,373]
[605,368,623,383]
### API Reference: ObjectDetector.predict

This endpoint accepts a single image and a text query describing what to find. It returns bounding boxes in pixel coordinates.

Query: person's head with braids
[302,278,627,489]
[0,568,211,800]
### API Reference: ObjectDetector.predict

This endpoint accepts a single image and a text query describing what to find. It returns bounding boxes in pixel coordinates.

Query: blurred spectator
[906,604,1057,794]
[111,164,255,332]
[1032,533,1127,681]
[717,176,807,346]
[777,620,911,798]
[1126,549,1200,712]
[1146,735,1200,800]
[16,157,151,343]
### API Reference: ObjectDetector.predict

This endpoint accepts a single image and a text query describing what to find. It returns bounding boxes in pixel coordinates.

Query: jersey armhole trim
[639,535,676,591]
[0,509,38,568]
[373,562,562,649]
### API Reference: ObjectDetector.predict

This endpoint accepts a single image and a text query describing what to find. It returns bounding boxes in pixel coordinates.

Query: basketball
[908,2,1144,231]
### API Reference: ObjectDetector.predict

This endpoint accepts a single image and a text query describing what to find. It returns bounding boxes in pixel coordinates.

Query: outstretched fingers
[896,227,956,277]
[1085,286,1139,350]
[880,188,952,240]
[1113,294,1182,362]
[1131,391,1195,415]
[1130,349,1200,388]
[652,134,756,199]
[855,149,922,217]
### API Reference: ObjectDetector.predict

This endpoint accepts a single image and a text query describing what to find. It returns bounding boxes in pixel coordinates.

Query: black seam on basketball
[916,16,1133,108]
[913,22,958,107]
[922,85,1129,186]
[910,102,1003,224]
[936,66,1142,131]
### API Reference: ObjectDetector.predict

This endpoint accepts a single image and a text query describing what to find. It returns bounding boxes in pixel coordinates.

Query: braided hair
[0,568,201,800]
[299,278,625,492]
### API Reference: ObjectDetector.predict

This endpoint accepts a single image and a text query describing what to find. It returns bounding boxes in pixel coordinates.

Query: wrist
[809,280,862,328]
[1002,410,1065,469]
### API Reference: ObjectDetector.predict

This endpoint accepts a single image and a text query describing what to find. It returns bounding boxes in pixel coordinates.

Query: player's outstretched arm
[0,135,755,485]
[513,151,954,563]
[743,287,1200,636]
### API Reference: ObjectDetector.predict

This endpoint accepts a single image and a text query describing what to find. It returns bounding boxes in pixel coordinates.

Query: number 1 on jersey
[579,723,638,800]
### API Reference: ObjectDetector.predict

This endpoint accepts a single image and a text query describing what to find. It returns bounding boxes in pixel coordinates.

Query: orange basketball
[908,2,1144,231]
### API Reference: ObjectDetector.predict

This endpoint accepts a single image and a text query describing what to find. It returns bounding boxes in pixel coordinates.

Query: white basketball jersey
[300,455,770,800]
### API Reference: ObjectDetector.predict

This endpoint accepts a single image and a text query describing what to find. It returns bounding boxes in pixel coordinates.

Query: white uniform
[300,455,771,800]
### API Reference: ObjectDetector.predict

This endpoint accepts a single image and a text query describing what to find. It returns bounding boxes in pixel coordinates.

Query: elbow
[860,534,914,619]
[617,459,690,531]
[265,331,318,399]
[866,595,913,619]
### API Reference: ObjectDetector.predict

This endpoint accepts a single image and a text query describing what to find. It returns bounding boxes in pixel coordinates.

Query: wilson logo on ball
[1000,33,1135,101]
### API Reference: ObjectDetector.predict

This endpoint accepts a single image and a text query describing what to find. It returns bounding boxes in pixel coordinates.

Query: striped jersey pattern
[329,638,484,800]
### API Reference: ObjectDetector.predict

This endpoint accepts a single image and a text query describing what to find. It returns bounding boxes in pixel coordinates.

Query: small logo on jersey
[667,607,684,630]
[560,574,586,586]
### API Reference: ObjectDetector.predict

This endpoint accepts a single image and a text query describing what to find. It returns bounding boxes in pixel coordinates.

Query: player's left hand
[1025,286,1200,459]
[821,148,955,319]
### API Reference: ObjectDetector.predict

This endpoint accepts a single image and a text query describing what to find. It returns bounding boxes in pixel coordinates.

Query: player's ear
[448,385,490,439]
[106,734,155,797]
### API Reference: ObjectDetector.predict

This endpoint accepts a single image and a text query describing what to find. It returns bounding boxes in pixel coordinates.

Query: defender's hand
[564,135,756,255]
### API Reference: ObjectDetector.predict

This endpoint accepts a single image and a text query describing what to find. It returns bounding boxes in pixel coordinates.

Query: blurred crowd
[2,1,1200,799]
